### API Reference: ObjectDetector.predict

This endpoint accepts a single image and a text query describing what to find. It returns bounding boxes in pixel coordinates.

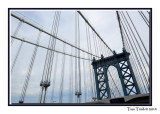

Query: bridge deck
[85,93,150,104]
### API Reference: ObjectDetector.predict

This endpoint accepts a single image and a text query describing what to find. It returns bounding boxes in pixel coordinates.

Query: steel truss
[92,48,140,100]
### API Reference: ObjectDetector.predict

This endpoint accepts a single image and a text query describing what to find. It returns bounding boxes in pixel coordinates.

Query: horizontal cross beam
[92,51,130,67]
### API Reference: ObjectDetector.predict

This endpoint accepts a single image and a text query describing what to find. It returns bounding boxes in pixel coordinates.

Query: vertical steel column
[127,60,140,94]
[92,57,100,100]
[93,65,100,100]
[116,63,127,96]
[103,66,111,98]
[92,56,111,100]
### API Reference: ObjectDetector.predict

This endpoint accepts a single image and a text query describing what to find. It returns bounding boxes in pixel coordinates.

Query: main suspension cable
[116,11,125,49]
[11,13,100,59]
[77,11,113,53]
[11,36,92,61]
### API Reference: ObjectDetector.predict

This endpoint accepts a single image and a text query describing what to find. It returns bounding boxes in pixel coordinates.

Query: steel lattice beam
[92,48,140,100]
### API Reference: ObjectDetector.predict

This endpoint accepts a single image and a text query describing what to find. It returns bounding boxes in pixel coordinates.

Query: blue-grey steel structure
[92,48,140,100]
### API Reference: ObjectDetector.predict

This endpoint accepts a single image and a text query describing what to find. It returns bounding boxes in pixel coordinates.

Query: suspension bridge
[10,9,150,104]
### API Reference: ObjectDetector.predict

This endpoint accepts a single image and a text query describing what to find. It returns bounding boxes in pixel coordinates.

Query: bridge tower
[92,48,140,100]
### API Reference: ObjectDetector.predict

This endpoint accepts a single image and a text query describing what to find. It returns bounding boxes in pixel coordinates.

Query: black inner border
[8,8,152,106]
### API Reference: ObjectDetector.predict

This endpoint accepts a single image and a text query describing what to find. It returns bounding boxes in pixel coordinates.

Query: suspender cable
[11,21,23,45]
[47,11,61,82]
[75,12,78,102]
[59,43,66,103]
[19,31,41,103]
[92,31,98,57]
[87,25,93,59]
[40,11,61,103]
[11,38,24,73]
[40,22,54,103]
[69,48,73,103]
[41,12,57,85]
[77,13,82,103]
[82,53,87,102]
[108,67,119,97]
[43,87,48,103]
[91,30,97,99]
[91,68,96,100]
[98,39,103,56]
[44,11,60,82]
[108,70,121,97]
[85,23,94,100]
[103,44,106,56]
[95,35,100,57]
[75,12,82,103]
[87,24,95,97]
[51,53,59,103]
[126,11,149,57]
[44,15,57,82]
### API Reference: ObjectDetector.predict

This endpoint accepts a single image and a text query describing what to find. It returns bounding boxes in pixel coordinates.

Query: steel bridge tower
[92,48,140,100]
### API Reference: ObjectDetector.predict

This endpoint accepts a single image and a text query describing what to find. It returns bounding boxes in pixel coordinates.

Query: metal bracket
[40,81,50,88]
